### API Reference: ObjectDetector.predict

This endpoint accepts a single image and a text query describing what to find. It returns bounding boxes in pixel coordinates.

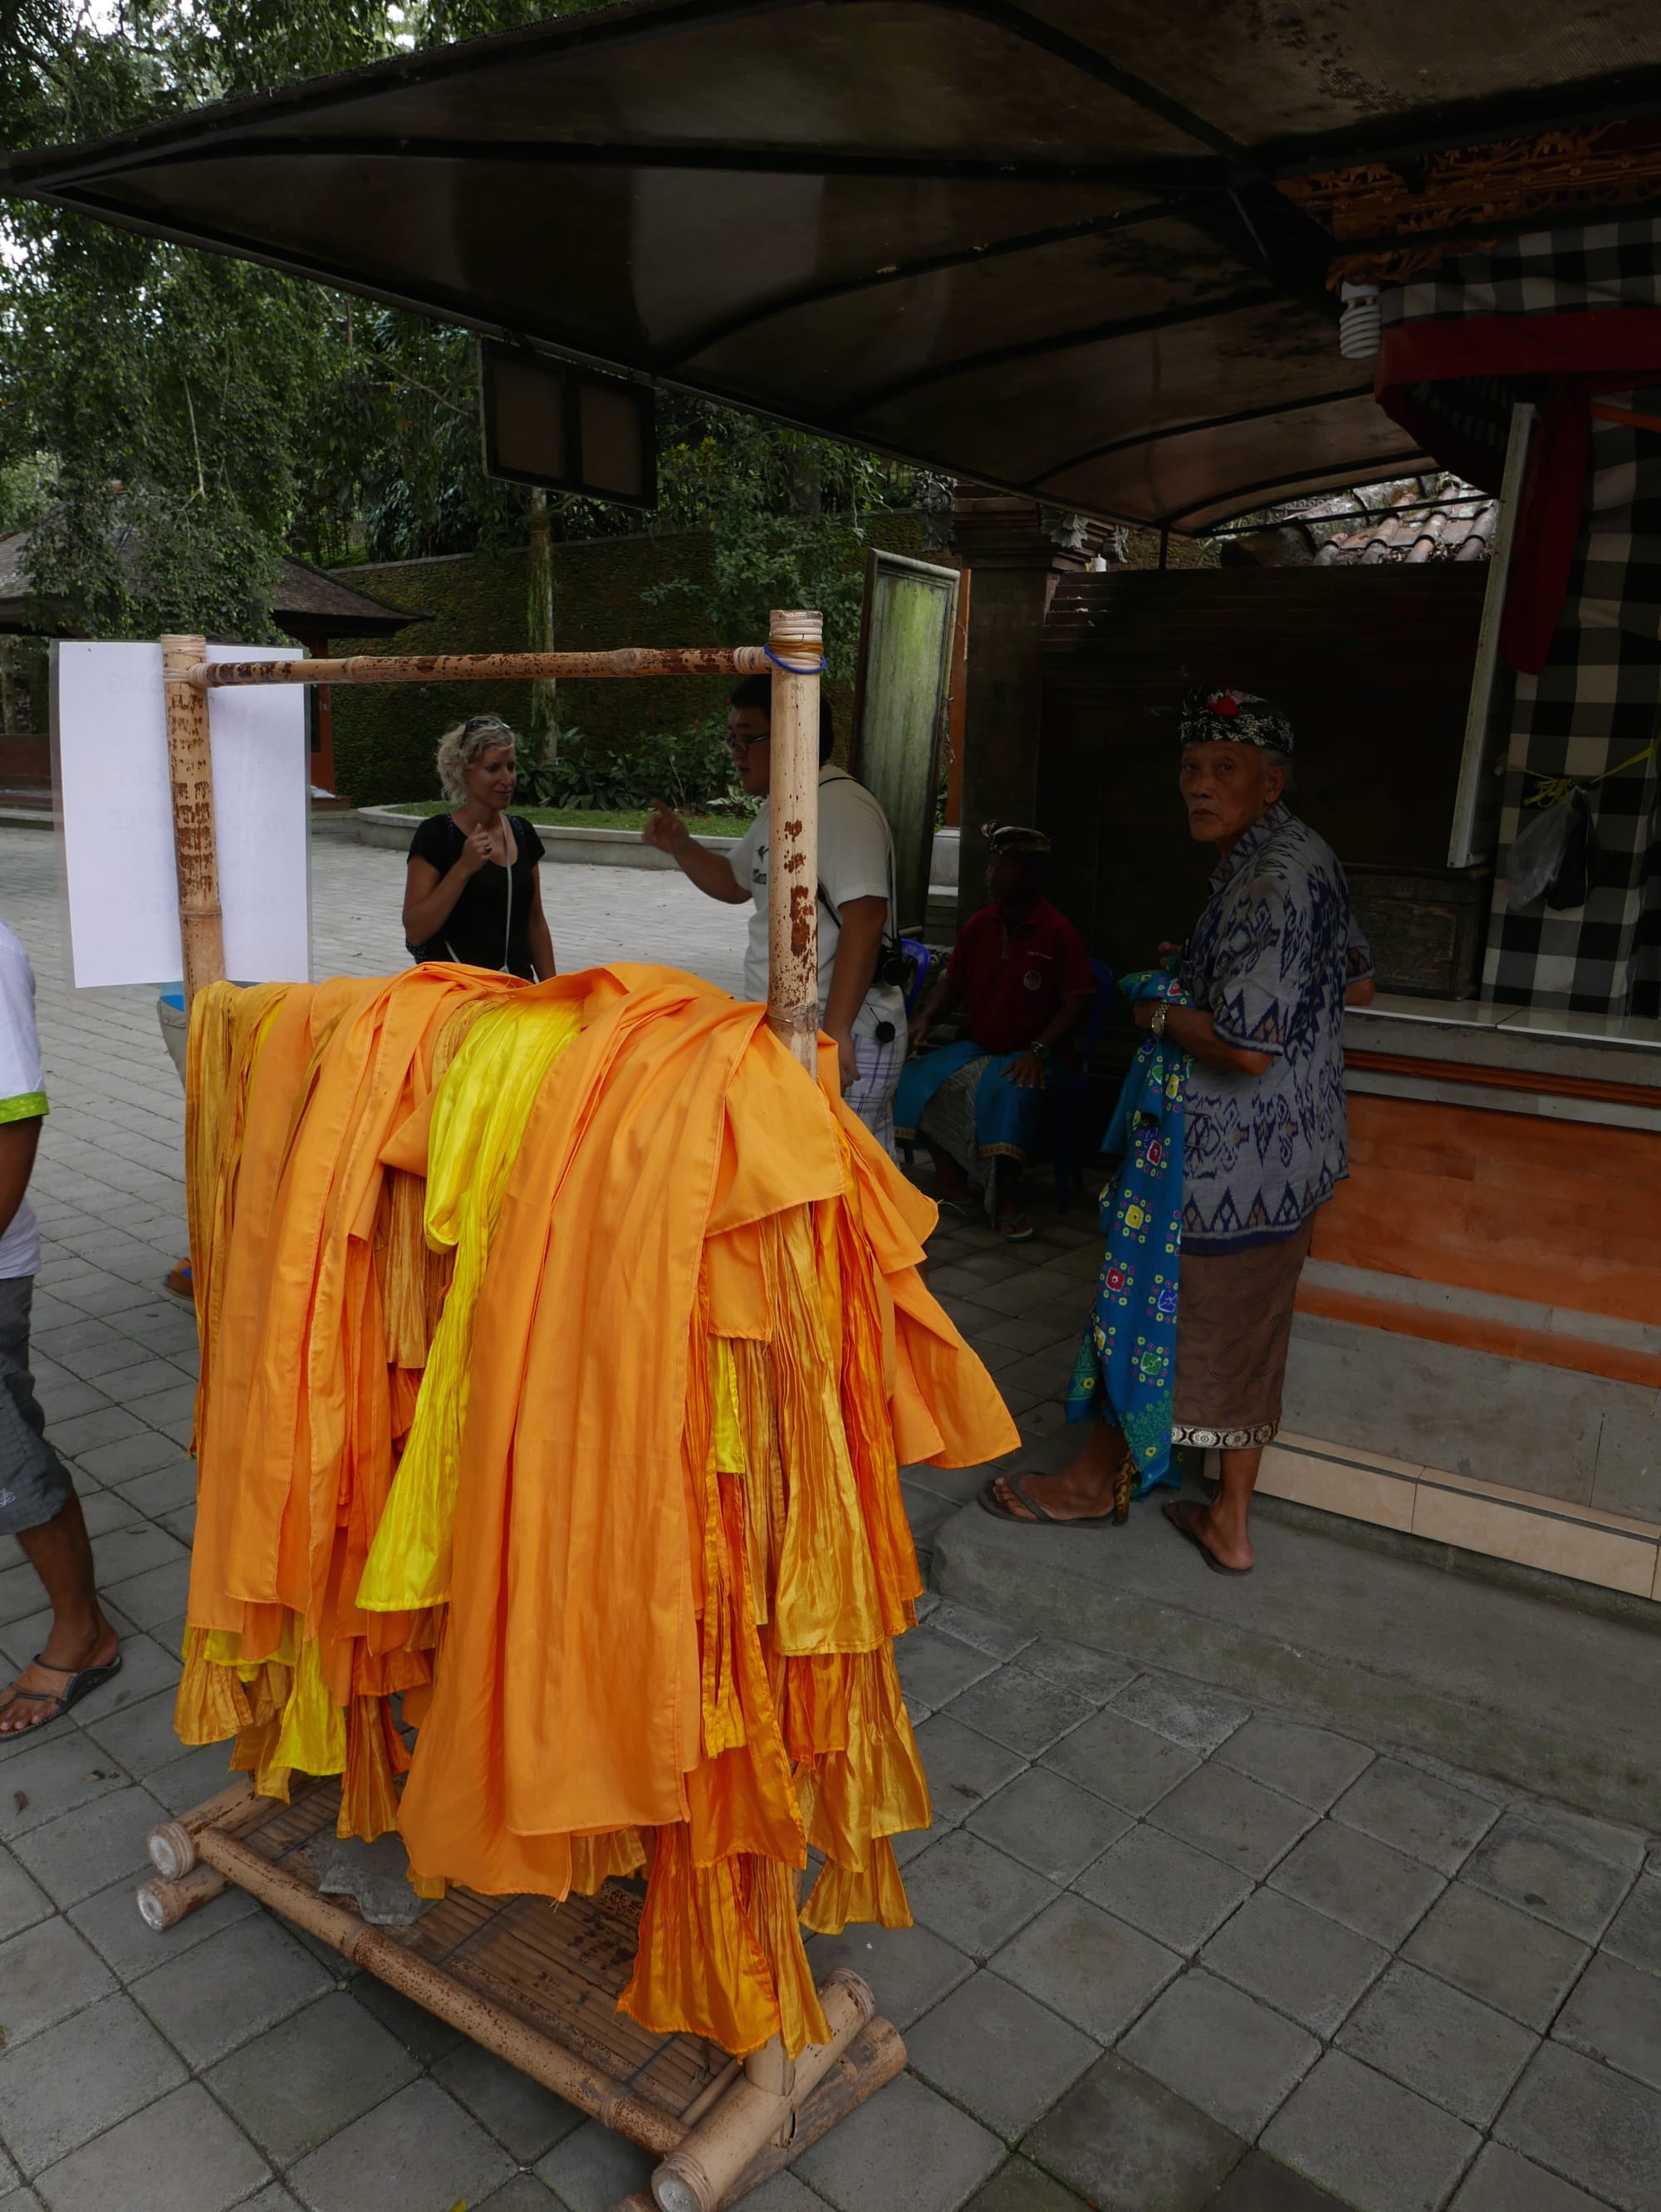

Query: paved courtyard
[1,825,1659,2212]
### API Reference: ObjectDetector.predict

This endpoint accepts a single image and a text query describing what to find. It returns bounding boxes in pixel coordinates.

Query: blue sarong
[1063,969,1188,1493]
[894,1037,1050,1160]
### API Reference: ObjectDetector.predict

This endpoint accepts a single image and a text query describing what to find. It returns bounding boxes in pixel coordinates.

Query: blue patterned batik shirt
[1180,804,1371,1253]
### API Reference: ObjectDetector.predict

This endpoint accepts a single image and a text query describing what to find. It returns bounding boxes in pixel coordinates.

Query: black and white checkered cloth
[1483,390,1661,1015]
[1384,223,1661,1015]
[1383,219,1661,326]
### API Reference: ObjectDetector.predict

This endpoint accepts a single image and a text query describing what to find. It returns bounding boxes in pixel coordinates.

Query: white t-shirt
[0,920,46,1281]
[729,766,909,1042]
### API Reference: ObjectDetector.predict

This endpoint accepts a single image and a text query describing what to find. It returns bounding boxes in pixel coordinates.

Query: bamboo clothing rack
[159,614,826,1071]
[143,613,911,2212]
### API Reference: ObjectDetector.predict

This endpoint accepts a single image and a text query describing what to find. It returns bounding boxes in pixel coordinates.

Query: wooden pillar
[949,492,1111,931]
[160,635,226,1005]
[765,609,822,1074]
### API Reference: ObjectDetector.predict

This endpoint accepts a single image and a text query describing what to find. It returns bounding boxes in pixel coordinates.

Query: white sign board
[51,641,311,989]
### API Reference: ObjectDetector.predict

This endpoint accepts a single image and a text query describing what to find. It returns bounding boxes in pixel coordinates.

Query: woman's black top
[406,812,547,978]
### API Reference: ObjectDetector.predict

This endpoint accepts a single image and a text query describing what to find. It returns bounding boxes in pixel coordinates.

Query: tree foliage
[0,1,931,649]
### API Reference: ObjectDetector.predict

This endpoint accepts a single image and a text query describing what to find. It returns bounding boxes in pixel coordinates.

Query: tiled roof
[1311,495,1497,566]
[0,527,424,636]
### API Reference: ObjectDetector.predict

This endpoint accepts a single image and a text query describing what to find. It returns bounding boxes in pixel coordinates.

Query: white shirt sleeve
[0,925,45,1120]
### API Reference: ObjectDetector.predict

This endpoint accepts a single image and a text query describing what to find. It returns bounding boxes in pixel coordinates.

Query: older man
[982,687,1372,1571]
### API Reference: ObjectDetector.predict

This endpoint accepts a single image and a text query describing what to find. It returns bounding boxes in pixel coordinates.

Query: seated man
[897,824,1095,1240]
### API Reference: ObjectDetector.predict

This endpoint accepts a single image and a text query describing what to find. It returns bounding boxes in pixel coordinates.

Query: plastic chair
[1051,958,1115,1215]
[898,937,933,1017]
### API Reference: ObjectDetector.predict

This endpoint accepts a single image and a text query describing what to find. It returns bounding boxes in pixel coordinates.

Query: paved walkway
[1,826,1658,2212]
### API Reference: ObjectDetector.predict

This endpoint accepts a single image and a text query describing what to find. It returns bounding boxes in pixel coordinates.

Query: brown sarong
[1170,1217,1314,1449]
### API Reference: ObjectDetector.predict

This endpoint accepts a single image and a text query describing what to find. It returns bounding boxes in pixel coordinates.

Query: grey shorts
[0,1277,74,1538]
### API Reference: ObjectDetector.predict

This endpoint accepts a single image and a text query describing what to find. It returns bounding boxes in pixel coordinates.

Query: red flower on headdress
[1210,694,1241,719]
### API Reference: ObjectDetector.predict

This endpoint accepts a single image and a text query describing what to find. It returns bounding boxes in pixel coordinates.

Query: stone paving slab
[2,828,1660,2212]
[1262,2049,1480,2212]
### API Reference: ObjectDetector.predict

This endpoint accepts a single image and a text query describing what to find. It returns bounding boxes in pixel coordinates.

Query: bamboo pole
[146,1776,257,1880]
[136,1861,228,1930]
[610,2018,907,2212]
[180,645,773,690]
[649,1973,873,2212]
[160,634,228,1005]
[763,611,822,1076]
[191,1824,687,2158]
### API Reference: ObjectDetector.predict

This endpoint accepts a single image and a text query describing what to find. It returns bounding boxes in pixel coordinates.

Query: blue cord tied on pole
[762,642,827,676]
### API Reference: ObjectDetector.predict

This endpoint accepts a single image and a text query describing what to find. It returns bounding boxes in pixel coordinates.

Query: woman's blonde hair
[436,714,517,804]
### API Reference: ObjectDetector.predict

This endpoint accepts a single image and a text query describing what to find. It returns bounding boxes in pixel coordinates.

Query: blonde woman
[403,714,556,979]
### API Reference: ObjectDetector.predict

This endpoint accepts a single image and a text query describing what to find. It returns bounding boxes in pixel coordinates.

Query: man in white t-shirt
[0,919,120,1733]
[644,676,909,1152]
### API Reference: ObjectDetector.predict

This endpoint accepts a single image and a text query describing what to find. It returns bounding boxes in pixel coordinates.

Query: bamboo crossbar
[172,645,775,689]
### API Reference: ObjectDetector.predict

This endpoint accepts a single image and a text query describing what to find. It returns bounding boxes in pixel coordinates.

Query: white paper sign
[51,640,311,989]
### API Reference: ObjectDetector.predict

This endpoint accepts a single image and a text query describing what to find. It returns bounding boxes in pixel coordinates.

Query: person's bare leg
[989,1416,1129,1522]
[0,1494,118,1734]
[924,1138,973,1201]
[992,1157,1030,1234]
[1183,1446,1262,1571]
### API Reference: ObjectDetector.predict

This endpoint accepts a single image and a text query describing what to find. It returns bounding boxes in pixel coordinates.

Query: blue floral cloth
[1063,969,1188,1493]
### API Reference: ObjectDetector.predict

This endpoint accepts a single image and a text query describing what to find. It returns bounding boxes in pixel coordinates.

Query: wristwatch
[1150,1003,1169,1040]
[1030,1040,1052,1065]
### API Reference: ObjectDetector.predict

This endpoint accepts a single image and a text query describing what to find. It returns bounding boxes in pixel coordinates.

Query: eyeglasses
[726,729,769,753]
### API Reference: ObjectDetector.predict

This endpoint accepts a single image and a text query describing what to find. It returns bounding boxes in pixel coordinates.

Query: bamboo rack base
[140,1774,905,2212]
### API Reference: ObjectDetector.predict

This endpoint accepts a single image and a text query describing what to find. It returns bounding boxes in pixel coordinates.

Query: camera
[877,942,913,990]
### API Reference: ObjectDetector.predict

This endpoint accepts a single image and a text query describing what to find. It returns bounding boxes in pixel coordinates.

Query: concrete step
[929,1474,1661,1835]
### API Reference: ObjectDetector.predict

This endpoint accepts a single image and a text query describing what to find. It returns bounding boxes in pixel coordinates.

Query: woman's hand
[907,1012,933,1052]
[458,825,495,876]
[1002,1050,1046,1089]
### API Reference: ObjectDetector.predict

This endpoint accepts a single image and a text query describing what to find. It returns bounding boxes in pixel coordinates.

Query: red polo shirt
[947,896,1095,1055]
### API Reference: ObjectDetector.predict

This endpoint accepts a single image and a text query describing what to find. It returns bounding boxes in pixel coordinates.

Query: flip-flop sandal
[978,1474,1115,1528]
[0,1649,123,1733]
[161,1258,194,1302]
[935,1198,979,1223]
[997,1214,1036,1243]
[1163,1499,1252,1576]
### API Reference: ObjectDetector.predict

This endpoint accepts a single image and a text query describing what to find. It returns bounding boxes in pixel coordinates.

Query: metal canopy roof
[9,0,1661,531]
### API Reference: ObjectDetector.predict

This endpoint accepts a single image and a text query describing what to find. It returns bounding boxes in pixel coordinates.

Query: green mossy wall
[329,513,952,803]
[328,533,731,804]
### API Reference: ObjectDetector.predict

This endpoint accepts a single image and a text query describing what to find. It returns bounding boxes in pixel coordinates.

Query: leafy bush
[517,714,747,817]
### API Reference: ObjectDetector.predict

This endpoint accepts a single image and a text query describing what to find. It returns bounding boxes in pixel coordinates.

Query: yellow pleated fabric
[359,995,584,1611]
[179,964,1019,2055]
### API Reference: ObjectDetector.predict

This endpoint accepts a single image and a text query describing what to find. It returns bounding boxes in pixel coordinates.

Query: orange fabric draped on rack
[178,962,1017,2057]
